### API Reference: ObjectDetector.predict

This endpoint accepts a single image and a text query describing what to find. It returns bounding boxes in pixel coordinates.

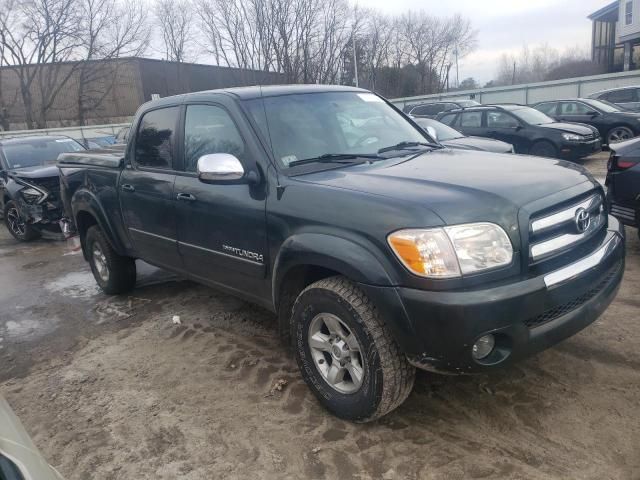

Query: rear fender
[71,188,127,257]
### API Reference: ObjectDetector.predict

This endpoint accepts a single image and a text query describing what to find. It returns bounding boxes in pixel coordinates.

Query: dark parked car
[404,99,480,118]
[412,117,514,153]
[59,85,624,422]
[589,86,640,112]
[607,137,640,238]
[0,135,85,241]
[533,98,640,145]
[437,104,601,160]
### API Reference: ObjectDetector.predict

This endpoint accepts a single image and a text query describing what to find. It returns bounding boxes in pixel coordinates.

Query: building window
[626,1,633,25]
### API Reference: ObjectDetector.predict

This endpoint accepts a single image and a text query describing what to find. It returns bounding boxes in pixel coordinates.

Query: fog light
[472,334,495,360]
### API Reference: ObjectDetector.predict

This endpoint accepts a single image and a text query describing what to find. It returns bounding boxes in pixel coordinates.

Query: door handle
[176,193,197,202]
[121,184,135,192]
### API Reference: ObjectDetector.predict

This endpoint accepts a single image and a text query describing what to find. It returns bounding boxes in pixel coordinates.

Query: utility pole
[454,46,459,89]
[352,30,359,87]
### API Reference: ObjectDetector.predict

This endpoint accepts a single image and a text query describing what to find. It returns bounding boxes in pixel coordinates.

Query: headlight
[388,223,513,278]
[562,133,583,142]
[20,187,45,204]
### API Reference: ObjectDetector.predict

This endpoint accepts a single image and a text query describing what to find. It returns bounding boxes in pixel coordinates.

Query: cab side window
[536,103,557,116]
[439,113,459,126]
[134,107,179,169]
[487,111,519,128]
[460,111,482,127]
[183,105,246,172]
[559,102,591,115]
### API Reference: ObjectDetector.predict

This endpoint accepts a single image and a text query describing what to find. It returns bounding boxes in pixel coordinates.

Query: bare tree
[0,0,83,128]
[154,0,194,63]
[76,0,149,124]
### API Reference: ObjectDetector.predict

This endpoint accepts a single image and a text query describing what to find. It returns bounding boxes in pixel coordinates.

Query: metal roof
[588,1,618,22]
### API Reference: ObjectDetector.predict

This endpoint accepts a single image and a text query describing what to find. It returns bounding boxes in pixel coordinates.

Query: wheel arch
[72,189,127,259]
[272,233,399,345]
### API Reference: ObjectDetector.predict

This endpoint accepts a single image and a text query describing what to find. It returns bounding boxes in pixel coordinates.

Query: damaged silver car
[0,136,85,242]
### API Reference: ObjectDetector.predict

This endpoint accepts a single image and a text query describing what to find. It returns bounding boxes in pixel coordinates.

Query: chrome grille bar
[530,211,605,261]
[531,194,602,235]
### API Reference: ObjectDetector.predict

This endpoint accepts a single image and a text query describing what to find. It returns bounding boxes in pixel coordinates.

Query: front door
[485,110,527,152]
[119,106,182,270]
[173,102,269,299]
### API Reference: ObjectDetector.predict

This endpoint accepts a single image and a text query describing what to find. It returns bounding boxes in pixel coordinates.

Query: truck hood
[536,122,595,135]
[294,149,597,225]
[9,165,60,179]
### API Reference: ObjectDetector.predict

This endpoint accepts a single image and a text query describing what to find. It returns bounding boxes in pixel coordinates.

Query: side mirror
[197,153,257,184]
[425,126,438,140]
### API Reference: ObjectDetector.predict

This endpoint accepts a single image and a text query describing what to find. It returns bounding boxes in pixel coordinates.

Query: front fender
[272,233,421,355]
[72,188,127,255]
[273,233,396,300]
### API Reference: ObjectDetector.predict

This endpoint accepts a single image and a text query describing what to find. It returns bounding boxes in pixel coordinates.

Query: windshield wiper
[288,153,384,168]
[378,141,443,154]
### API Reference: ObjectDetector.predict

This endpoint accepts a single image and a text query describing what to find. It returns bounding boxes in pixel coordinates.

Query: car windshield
[414,118,464,141]
[511,107,555,125]
[582,98,620,113]
[243,91,430,167]
[1,138,85,169]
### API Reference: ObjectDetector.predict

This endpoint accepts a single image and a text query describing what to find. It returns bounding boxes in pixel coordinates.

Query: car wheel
[530,141,558,159]
[85,225,136,294]
[292,276,415,422]
[3,200,40,242]
[607,126,634,144]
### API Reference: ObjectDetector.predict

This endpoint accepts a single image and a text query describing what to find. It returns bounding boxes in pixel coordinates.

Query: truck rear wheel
[85,225,136,294]
[292,276,415,422]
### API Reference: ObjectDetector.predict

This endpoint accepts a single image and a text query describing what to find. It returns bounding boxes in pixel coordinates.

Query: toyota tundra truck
[58,85,625,422]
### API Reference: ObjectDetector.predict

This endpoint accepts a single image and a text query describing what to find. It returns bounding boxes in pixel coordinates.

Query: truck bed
[57,147,125,168]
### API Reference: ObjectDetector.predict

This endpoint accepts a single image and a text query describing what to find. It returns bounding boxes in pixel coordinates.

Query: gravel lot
[1,153,639,480]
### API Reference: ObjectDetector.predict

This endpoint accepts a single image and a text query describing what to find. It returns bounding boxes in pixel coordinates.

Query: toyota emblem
[575,208,591,233]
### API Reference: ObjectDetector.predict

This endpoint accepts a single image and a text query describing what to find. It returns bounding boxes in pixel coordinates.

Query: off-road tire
[86,225,136,294]
[530,140,558,159]
[3,200,40,242]
[292,276,415,422]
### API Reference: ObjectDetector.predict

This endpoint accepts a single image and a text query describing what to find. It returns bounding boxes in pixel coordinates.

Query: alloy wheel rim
[6,207,26,236]
[92,244,110,282]
[609,128,632,144]
[308,313,365,394]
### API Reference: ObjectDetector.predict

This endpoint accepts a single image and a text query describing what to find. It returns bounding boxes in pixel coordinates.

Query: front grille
[524,260,621,329]
[528,192,606,265]
[610,202,636,225]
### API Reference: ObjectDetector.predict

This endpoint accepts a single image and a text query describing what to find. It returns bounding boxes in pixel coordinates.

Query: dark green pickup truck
[58,85,625,421]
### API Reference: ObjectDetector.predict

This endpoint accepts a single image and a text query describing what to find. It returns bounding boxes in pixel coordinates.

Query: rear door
[119,106,182,270]
[173,100,269,299]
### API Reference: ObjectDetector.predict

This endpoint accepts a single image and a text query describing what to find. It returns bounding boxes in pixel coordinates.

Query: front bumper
[559,139,602,160]
[361,216,625,374]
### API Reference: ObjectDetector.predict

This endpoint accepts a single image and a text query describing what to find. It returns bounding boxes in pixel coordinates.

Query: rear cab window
[134,106,180,169]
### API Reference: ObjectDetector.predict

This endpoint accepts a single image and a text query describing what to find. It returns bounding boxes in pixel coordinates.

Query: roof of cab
[141,84,371,108]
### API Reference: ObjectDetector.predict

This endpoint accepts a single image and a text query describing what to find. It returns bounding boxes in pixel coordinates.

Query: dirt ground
[1,154,639,480]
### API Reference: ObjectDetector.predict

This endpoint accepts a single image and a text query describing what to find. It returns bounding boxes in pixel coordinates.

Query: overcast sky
[361,0,609,84]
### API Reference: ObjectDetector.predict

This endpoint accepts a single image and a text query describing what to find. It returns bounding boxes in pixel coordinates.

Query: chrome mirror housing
[197,153,245,183]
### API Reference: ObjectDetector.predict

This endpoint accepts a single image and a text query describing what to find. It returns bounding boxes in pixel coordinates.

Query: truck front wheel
[292,276,415,422]
[85,225,136,294]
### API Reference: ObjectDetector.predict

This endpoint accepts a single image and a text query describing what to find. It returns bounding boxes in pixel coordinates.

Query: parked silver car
[0,397,63,479]
[589,86,640,112]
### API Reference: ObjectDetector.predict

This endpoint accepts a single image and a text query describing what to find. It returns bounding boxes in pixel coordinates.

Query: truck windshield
[1,138,85,169]
[244,91,431,167]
